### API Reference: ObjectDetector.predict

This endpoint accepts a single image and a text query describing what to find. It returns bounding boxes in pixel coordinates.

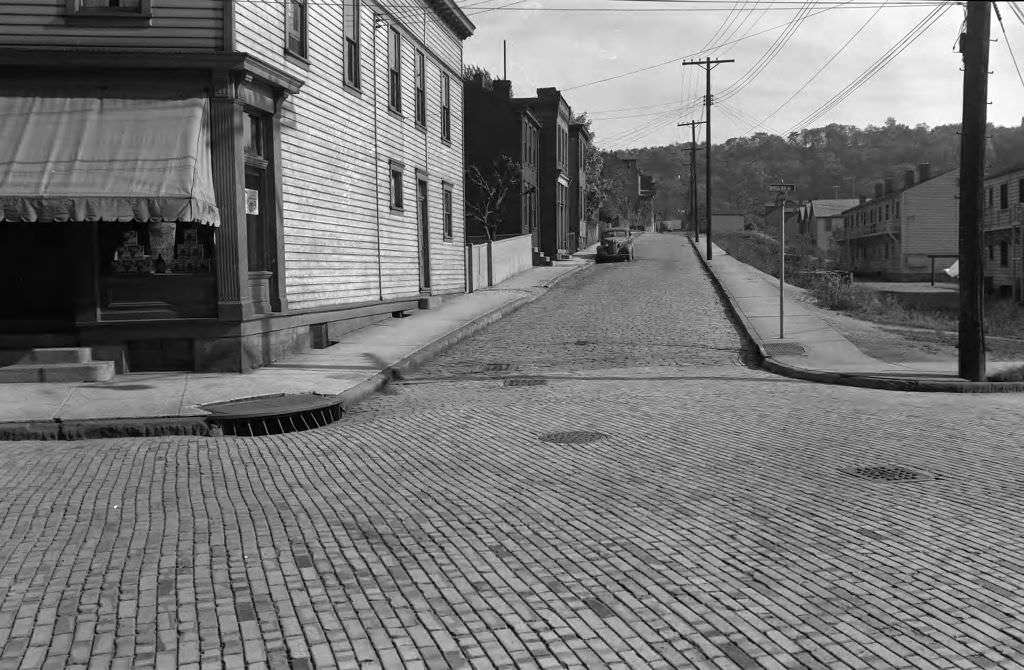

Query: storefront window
[99,221,214,275]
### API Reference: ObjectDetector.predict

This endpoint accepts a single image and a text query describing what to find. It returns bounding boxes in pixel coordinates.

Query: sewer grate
[201,393,343,436]
[539,430,608,444]
[504,377,547,387]
[839,465,938,482]
[485,363,513,372]
[763,342,806,357]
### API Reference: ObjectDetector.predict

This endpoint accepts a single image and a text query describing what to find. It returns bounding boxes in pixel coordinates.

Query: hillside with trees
[607,118,1024,228]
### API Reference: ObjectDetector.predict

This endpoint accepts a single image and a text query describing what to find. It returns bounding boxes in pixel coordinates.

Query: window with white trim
[440,73,451,142]
[442,182,453,240]
[390,161,404,210]
[344,0,360,88]
[285,0,308,59]
[415,50,426,127]
[388,28,402,113]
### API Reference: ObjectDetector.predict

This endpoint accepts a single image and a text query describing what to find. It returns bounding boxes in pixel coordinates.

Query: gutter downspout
[373,13,384,301]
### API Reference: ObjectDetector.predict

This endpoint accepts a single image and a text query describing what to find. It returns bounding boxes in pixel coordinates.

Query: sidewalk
[0,249,595,439]
[693,238,1024,393]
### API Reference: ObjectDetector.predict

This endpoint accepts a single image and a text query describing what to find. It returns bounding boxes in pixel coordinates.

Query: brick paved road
[4,234,1024,670]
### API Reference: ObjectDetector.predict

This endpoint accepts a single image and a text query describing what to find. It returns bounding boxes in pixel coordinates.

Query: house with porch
[0,0,474,374]
[800,199,860,254]
[980,165,1024,297]
[836,164,958,280]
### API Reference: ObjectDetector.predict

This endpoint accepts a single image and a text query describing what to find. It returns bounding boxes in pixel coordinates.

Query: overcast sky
[459,1,1024,150]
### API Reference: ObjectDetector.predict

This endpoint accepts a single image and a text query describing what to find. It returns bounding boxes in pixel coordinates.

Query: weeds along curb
[691,237,1024,393]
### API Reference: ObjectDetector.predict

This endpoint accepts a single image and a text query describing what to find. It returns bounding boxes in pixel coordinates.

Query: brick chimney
[904,169,915,188]
[874,182,884,199]
[918,162,931,182]
[884,177,894,195]
[492,79,512,100]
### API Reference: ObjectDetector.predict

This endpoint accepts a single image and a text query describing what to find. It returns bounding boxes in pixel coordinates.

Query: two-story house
[800,199,860,254]
[463,75,540,247]
[0,0,473,373]
[517,88,573,261]
[980,165,1024,297]
[568,122,592,252]
[837,164,959,280]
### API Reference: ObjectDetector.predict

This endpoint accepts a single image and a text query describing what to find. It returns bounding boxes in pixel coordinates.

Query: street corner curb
[338,295,536,412]
[685,235,769,363]
[0,416,212,442]
[761,358,1024,393]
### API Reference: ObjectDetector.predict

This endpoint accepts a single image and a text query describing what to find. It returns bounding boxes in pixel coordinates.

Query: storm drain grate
[539,430,608,444]
[485,363,513,372]
[201,393,343,436]
[504,377,547,387]
[763,342,806,357]
[839,465,938,482]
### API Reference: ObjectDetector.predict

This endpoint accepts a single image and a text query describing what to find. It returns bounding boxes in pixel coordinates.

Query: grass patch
[719,231,1024,339]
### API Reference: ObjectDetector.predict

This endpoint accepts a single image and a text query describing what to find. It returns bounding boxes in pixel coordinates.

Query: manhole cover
[763,342,806,356]
[504,377,547,387]
[839,466,938,482]
[485,363,512,371]
[539,430,607,444]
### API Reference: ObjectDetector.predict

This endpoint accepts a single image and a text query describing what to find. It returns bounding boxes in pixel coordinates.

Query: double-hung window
[1001,183,1009,209]
[343,0,360,88]
[440,73,451,142]
[442,183,453,240]
[390,160,405,211]
[388,28,402,113]
[415,51,426,127]
[285,0,308,59]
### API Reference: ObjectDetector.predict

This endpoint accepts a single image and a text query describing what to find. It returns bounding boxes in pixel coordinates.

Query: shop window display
[101,222,214,275]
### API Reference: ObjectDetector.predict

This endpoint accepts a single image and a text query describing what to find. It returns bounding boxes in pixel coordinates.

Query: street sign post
[769,183,795,339]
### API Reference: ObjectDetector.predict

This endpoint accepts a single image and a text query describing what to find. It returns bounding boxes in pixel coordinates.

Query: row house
[464,78,592,262]
[0,0,474,373]
[463,75,540,248]
[836,163,959,280]
[980,166,1024,297]
[798,199,859,254]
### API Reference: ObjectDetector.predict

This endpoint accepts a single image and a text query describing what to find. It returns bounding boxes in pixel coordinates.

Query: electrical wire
[743,0,885,133]
[561,0,864,92]
[715,0,814,102]
[995,3,1024,92]
[783,3,949,134]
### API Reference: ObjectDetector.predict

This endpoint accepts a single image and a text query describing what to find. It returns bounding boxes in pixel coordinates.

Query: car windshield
[605,230,628,238]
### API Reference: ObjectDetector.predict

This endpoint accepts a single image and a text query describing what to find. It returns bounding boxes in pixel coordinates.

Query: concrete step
[0,347,95,366]
[0,361,115,383]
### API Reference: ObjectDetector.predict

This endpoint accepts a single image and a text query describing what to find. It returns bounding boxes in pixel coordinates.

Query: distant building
[568,122,593,252]
[800,199,860,253]
[836,163,959,280]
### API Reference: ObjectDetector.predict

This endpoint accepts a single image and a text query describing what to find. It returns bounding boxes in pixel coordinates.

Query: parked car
[596,228,634,263]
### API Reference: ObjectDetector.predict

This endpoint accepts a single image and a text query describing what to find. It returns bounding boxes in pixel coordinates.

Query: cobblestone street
[3,234,1024,669]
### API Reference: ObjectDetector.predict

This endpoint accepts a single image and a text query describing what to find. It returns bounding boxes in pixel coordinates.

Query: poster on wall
[245,188,260,215]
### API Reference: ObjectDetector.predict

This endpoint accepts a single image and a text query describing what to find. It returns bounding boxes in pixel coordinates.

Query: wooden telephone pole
[678,120,705,243]
[682,57,733,260]
[958,1,990,381]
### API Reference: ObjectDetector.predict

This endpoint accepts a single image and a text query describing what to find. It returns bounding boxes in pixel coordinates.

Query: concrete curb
[687,236,1024,394]
[0,261,591,441]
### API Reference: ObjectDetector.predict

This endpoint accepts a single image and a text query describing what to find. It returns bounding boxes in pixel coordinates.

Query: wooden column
[210,71,251,321]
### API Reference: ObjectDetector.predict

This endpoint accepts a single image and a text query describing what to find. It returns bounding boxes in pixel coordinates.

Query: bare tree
[465,155,523,242]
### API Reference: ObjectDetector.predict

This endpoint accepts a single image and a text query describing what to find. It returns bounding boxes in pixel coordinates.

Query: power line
[995,3,1024,92]
[715,1,814,102]
[744,0,885,134]
[784,3,950,134]
[561,0,865,92]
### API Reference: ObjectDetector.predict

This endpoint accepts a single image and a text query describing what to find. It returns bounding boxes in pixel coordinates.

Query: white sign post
[769,183,795,338]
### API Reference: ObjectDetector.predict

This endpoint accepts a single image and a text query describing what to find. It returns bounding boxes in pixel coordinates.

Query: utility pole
[770,182,796,338]
[683,57,733,260]
[958,1,990,381]
[678,120,705,243]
